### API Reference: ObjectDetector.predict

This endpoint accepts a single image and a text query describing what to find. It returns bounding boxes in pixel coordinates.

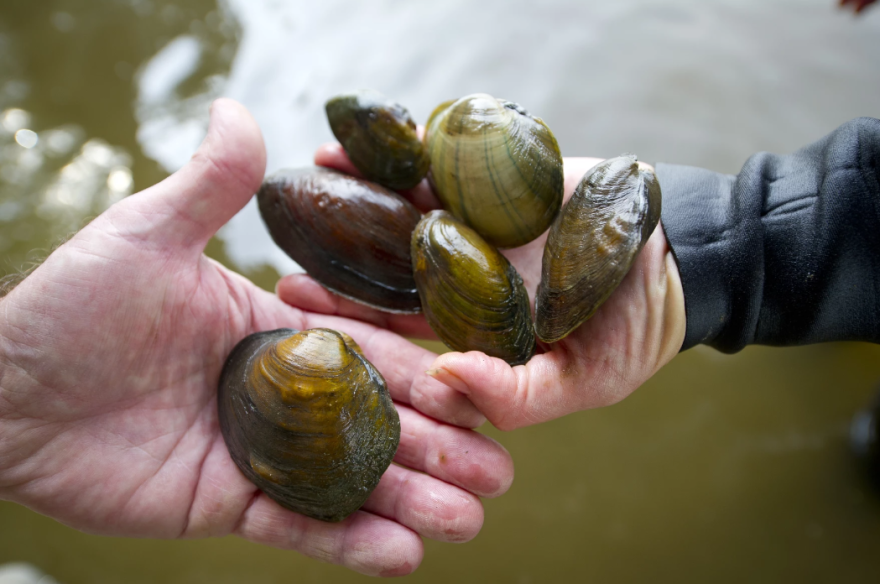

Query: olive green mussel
[412,210,535,366]
[258,166,422,313]
[218,328,400,522]
[535,155,662,343]
[326,90,429,191]
[424,93,564,249]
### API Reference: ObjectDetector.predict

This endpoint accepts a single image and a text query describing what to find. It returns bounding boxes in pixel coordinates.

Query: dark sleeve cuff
[654,163,756,352]
[656,117,880,353]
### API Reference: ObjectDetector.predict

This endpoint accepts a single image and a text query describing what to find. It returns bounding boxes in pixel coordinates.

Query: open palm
[0,100,512,577]
[279,148,686,431]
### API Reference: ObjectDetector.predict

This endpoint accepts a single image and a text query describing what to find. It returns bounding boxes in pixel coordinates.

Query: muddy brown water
[1,1,880,582]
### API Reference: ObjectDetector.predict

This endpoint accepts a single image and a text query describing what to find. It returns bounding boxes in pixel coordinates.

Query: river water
[1,1,880,582]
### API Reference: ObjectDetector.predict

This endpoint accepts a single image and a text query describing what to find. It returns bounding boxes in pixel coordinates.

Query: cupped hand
[0,100,513,577]
[278,144,686,431]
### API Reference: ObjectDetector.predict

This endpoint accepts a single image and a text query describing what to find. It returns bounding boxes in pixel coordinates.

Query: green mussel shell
[424,93,564,249]
[326,90,429,191]
[412,210,535,366]
[258,167,423,314]
[218,328,400,522]
[535,155,662,343]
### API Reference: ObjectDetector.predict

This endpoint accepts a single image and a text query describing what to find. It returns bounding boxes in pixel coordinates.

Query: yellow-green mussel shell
[425,93,564,249]
[218,328,400,522]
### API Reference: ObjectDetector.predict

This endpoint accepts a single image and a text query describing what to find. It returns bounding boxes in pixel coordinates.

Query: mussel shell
[535,155,662,343]
[424,93,564,249]
[326,90,429,191]
[412,210,535,366]
[218,328,400,522]
[258,167,422,313]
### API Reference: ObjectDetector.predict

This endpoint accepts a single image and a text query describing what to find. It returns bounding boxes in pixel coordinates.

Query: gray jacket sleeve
[656,117,880,353]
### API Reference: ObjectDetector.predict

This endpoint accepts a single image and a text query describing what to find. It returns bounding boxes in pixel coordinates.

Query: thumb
[121,98,266,250]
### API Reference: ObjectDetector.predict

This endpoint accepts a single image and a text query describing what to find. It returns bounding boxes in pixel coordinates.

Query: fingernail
[426,366,470,394]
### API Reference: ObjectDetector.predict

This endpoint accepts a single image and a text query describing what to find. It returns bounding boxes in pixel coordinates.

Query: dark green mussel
[536,155,662,343]
[326,90,429,191]
[412,210,535,366]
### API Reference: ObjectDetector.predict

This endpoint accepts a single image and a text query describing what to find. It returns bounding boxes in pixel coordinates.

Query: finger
[301,312,486,428]
[235,496,421,577]
[117,99,266,251]
[394,405,513,498]
[276,273,436,339]
[314,142,441,212]
[422,227,686,431]
[362,464,483,543]
[314,142,363,177]
[426,347,639,431]
[425,351,586,431]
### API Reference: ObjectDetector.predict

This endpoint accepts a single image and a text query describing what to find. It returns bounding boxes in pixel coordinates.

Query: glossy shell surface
[412,210,535,366]
[535,155,662,343]
[326,90,429,191]
[258,167,423,313]
[424,93,564,249]
[218,328,400,522]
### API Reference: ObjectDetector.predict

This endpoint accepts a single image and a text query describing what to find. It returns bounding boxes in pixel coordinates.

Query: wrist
[645,222,686,368]
[657,223,686,362]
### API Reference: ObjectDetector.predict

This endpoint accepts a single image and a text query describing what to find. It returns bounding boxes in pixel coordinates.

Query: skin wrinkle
[0,420,72,490]
[406,360,437,411]
[62,239,132,266]
[180,438,236,538]
[385,469,410,526]
[165,403,217,538]
[205,258,255,335]
[397,418,427,469]
[230,489,263,540]
[512,365,541,429]
[3,421,120,503]
[309,514,346,565]
[95,207,178,254]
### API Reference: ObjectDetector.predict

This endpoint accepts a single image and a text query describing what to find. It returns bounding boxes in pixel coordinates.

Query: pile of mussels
[217,90,661,523]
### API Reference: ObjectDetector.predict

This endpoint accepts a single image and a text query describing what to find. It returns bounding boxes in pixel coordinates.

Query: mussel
[535,155,662,343]
[218,328,400,522]
[412,210,535,366]
[326,90,429,191]
[258,167,423,313]
[424,93,564,249]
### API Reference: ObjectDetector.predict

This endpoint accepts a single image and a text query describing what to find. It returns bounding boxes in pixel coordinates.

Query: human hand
[278,145,686,431]
[839,0,877,14]
[0,100,513,577]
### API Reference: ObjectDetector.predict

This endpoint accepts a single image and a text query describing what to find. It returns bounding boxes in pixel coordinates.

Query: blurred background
[1,0,880,582]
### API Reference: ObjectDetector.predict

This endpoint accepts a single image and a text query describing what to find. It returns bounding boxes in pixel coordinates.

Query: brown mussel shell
[535,155,662,343]
[424,93,564,249]
[326,90,429,191]
[258,166,423,313]
[218,328,400,522]
[412,210,535,366]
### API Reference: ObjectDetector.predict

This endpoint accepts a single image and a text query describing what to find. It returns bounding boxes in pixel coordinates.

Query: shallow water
[1,0,880,582]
